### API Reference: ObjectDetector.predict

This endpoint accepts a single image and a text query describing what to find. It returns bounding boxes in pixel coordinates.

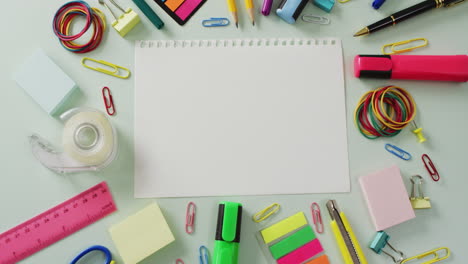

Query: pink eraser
[277,239,323,264]
[359,165,415,231]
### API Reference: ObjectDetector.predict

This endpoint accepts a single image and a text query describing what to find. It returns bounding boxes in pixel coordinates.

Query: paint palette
[256,212,330,264]
[153,0,206,25]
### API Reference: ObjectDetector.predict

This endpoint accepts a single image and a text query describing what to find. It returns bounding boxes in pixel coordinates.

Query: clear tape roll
[63,111,115,165]
[30,108,117,173]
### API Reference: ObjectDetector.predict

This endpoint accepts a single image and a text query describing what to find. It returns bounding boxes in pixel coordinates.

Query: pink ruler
[0,182,117,264]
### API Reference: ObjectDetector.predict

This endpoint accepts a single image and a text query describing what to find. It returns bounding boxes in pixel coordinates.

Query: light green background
[1,0,467,263]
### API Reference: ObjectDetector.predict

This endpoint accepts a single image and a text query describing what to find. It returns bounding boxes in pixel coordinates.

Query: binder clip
[313,0,335,13]
[370,231,405,263]
[410,175,431,209]
[276,0,309,24]
[99,0,140,37]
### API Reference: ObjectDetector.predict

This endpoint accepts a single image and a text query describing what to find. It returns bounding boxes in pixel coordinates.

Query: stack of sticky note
[109,203,175,264]
[258,212,329,264]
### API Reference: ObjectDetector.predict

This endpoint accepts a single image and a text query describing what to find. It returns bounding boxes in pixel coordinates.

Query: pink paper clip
[186,202,196,234]
[102,87,116,116]
[176,259,185,264]
[311,202,324,234]
[422,154,440,182]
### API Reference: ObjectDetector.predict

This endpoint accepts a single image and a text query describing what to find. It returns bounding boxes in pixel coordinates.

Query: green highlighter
[213,202,243,264]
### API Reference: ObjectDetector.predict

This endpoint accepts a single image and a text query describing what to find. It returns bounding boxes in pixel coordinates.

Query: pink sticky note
[359,165,415,231]
[277,239,323,264]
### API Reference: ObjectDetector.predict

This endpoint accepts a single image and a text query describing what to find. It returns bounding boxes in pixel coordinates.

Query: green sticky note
[269,226,316,259]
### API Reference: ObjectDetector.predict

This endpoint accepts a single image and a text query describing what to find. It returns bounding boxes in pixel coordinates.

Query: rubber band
[53,1,106,53]
[354,86,417,139]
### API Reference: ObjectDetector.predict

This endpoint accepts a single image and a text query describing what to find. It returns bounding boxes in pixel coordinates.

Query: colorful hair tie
[53,1,106,53]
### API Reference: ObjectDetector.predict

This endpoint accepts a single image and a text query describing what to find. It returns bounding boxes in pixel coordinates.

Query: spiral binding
[138,38,339,48]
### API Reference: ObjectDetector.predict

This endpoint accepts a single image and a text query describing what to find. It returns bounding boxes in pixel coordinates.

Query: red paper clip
[176,259,185,264]
[102,87,116,116]
[185,202,196,234]
[311,202,324,234]
[422,154,440,182]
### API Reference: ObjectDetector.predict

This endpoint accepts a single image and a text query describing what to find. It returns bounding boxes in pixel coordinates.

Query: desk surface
[1,0,467,263]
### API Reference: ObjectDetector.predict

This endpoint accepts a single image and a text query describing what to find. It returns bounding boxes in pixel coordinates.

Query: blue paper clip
[202,18,230,27]
[199,245,209,264]
[385,144,412,160]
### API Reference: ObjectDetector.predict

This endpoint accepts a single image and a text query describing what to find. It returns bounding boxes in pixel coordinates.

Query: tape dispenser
[30,108,118,173]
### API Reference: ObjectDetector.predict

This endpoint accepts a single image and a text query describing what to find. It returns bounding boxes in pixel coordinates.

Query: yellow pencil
[227,0,239,28]
[245,0,255,26]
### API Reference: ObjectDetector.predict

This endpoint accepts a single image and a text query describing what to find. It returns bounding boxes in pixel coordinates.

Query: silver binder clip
[301,15,330,24]
[202,17,230,27]
[410,175,431,209]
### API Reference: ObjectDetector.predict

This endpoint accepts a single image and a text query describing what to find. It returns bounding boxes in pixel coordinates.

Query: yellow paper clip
[382,38,428,55]
[401,247,450,264]
[81,57,131,79]
[338,0,351,3]
[252,203,280,223]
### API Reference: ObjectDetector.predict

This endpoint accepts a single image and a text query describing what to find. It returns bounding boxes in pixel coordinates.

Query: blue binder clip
[313,0,335,13]
[372,0,387,9]
[202,18,230,27]
[370,231,405,263]
[276,0,309,24]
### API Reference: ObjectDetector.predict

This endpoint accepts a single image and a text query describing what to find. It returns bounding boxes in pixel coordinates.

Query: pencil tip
[236,23,238,28]
[354,27,369,37]
[253,21,255,26]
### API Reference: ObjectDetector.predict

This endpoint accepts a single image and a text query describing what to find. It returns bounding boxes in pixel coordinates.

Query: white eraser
[14,49,78,116]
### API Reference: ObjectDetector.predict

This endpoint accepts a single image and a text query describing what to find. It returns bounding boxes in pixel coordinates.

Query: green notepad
[269,225,316,259]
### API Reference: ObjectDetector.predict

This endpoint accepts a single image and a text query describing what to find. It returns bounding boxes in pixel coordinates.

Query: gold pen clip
[81,57,131,79]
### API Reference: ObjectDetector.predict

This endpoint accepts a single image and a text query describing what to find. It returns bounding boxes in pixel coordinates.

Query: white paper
[135,39,349,197]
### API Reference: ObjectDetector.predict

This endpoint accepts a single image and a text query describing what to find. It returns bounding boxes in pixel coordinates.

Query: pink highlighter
[354,55,468,82]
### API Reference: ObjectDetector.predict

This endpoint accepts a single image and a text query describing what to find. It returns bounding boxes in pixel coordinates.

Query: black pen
[354,0,466,37]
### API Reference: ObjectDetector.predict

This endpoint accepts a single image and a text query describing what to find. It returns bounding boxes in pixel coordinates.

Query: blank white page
[135,39,349,198]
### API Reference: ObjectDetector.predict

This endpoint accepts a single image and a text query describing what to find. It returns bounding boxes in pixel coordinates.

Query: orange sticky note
[165,0,185,11]
[304,255,330,264]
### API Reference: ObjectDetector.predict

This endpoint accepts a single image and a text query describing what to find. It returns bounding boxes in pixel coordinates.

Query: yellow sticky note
[109,203,175,264]
[260,212,308,244]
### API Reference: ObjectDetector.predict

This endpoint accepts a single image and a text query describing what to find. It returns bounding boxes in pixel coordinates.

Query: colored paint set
[256,212,329,264]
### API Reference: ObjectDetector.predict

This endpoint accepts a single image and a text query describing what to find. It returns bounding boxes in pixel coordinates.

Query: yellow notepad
[109,203,175,264]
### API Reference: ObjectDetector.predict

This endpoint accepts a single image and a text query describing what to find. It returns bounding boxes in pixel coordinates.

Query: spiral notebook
[135,39,349,198]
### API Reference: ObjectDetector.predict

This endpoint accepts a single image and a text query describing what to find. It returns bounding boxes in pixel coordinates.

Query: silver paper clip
[301,15,330,24]
[202,17,230,27]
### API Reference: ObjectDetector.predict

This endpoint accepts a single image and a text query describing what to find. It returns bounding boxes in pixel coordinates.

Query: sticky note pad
[359,165,416,231]
[109,203,175,264]
[277,239,323,264]
[261,212,308,244]
[304,255,330,264]
[270,226,316,259]
[14,49,78,116]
